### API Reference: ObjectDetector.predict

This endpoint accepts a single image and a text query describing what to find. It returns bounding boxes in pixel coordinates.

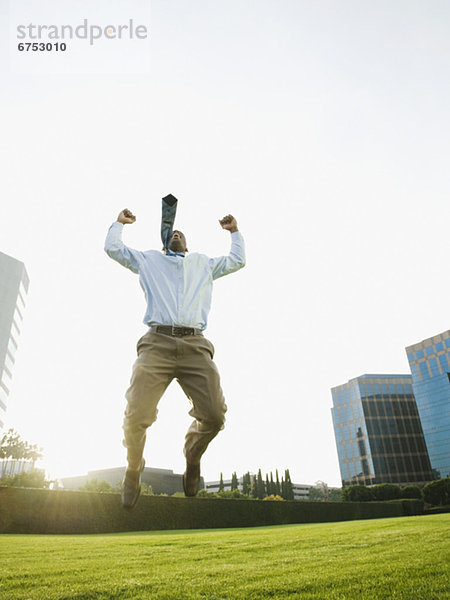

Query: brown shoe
[183,462,200,497]
[121,459,145,509]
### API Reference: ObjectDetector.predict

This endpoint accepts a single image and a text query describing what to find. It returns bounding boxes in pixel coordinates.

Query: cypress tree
[256,469,265,499]
[275,470,281,495]
[242,472,251,495]
[219,472,224,492]
[265,473,270,497]
[231,471,238,491]
[270,472,275,495]
[250,474,258,498]
[284,468,294,500]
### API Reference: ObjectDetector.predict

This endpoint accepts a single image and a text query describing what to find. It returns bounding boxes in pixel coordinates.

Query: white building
[0,251,29,428]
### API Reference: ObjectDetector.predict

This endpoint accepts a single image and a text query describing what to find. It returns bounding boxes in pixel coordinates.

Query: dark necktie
[161,194,178,253]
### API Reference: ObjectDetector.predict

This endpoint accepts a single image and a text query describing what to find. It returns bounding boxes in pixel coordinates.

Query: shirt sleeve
[209,231,246,280]
[104,222,142,274]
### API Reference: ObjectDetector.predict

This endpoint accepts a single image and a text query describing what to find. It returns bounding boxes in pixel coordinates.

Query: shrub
[263,495,284,501]
[400,485,422,500]
[341,485,374,502]
[0,469,50,489]
[196,489,251,500]
[0,487,423,534]
[423,478,450,506]
[401,499,424,516]
[215,489,247,499]
[79,479,113,493]
[371,484,401,501]
[328,488,343,502]
[141,484,154,496]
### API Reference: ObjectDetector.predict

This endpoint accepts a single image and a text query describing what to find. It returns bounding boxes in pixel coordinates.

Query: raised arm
[104,209,142,274]
[209,214,246,280]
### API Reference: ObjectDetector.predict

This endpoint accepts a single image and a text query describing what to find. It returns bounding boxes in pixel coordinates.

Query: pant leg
[175,335,227,465]
[123,332,176,470]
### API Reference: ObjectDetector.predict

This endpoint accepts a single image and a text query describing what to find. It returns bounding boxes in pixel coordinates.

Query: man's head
[168,230,188,253]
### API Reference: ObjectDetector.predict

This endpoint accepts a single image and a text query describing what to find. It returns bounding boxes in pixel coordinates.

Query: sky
[1,0,449,488]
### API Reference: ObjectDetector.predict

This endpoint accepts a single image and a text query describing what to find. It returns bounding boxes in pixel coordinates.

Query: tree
[275,470,281,496]
[218,472,224,492]
[308,486,325,501]
[231,472,238,491]
[250,474,258,498]
[328,488,342,502]
[256,469,265,499]
[0,429,44,477]
[242,472,251,495]
[0,429,24,461]
[309,483,341,502]
[269,472,275,496]
[284,469,294,500]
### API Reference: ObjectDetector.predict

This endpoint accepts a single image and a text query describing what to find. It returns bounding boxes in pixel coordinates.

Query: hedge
[423,478,450,506]
[0,487,424,534]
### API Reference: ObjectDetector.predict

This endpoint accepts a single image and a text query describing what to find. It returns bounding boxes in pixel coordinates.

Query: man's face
[169,230,188,253]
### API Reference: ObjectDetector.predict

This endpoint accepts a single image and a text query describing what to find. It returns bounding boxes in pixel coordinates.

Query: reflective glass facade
[406,330,450,479]
[0,251,29,428]
[331,375,433,487]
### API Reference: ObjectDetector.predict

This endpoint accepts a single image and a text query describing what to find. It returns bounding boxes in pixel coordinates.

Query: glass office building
[406,330,450,479]
[0,251,29,428]
[331,374,433,487]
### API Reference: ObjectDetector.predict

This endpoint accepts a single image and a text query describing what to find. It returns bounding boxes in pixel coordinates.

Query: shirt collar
[165,249,185,258]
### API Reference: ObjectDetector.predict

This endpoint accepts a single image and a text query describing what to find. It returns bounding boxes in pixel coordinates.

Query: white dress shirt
[105,222,246,330]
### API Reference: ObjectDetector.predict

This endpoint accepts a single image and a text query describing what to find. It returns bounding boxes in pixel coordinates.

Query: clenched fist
[117,209,136,225]
[219,214,238,233]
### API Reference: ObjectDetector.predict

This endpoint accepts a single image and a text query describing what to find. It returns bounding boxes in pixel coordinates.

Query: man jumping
[104,198,245,508]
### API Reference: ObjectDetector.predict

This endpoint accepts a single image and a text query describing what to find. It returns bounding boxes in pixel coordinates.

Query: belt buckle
[171,326,184,337]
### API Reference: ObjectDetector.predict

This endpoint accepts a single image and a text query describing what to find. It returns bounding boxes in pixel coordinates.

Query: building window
[439,355,449,372]
[11,319,20,336]
[14,305,23,322]
[5,352,15,372]
[429,357,440,376]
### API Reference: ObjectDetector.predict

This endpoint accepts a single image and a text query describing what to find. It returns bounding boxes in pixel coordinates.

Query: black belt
[149,326,203,337]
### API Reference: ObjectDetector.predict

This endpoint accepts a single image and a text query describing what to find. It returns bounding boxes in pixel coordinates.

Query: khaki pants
[123,331,227,470]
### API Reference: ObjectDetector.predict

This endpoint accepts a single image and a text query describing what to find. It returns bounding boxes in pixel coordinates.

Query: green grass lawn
[0,514,448,600]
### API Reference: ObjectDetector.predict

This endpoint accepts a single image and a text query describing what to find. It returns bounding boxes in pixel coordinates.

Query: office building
[331,374,433,487]
[0,251,29,429]
[406,330,450,479]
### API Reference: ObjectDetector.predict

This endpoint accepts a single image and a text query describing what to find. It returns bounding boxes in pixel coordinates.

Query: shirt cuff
[231,231,243,239]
